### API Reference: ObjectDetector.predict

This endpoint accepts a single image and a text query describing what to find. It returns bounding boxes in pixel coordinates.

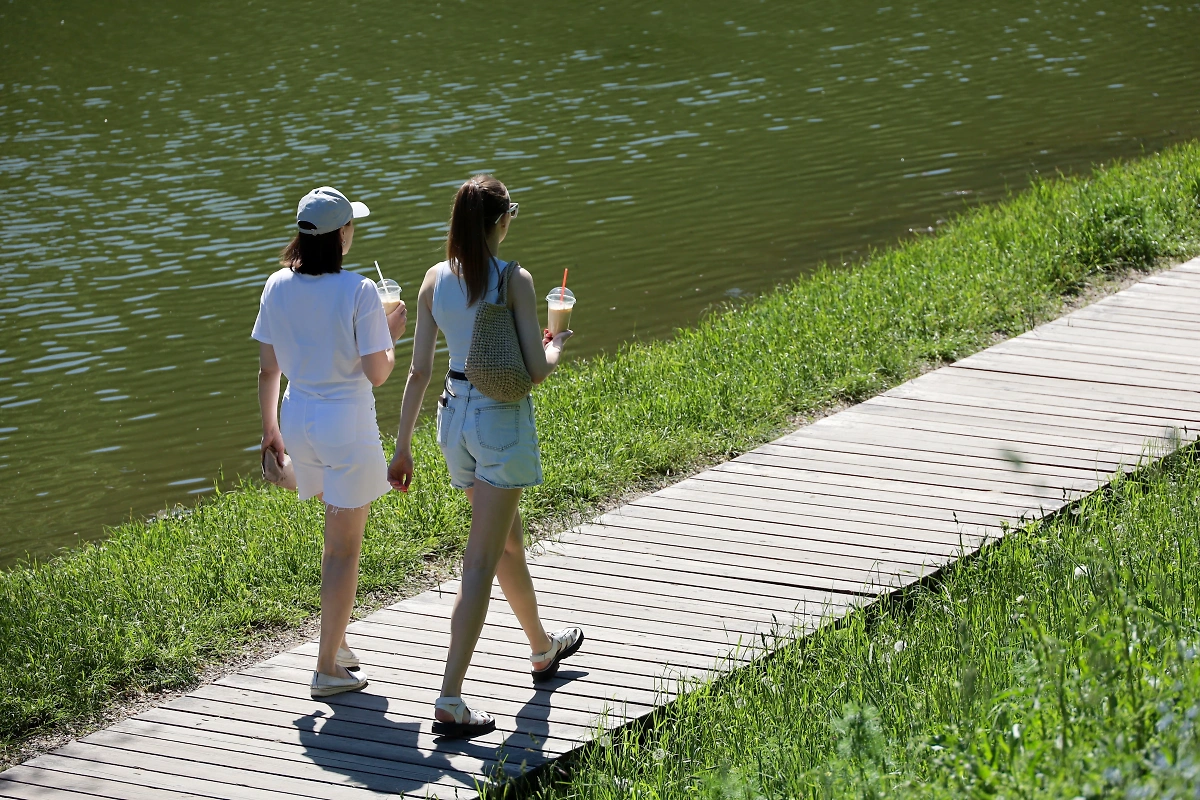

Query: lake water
[2,1,1198,564]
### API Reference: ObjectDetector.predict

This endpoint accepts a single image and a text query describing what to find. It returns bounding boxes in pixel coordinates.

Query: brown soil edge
[0,258,1180,772]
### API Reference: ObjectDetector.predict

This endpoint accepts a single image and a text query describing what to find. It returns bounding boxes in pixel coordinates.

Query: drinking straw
[375,260,385,284]
[560,268,568,299]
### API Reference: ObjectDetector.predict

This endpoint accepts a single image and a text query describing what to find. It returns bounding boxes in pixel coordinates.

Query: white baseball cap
[296,186,370,235]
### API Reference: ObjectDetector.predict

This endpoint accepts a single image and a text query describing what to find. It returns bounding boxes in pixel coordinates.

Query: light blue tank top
[431,257,505,373]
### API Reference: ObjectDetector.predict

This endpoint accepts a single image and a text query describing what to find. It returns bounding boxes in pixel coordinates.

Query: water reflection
[1,0,1198,562]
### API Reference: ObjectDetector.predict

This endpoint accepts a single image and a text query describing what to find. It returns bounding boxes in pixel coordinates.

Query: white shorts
[280,390,391,510]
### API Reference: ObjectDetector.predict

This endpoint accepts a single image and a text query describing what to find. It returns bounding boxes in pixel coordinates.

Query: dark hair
[279,227,344,275]
[447,174,509,306]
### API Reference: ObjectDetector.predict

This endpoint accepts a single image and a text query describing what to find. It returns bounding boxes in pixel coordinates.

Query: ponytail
[446,174,509,306]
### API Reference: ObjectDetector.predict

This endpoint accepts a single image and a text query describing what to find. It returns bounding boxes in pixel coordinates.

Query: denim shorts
[436,377,543,490]
[280,389,392,509]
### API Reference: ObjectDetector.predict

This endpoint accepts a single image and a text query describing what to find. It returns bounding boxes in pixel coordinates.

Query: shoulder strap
[496,260,520,305]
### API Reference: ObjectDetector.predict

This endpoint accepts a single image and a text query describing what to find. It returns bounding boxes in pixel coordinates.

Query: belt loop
[444,372,457,398]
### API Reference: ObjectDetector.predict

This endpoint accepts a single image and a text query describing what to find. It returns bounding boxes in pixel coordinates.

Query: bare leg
[489,502,552,660]
[315,502,369,677]
[438,482,523,707]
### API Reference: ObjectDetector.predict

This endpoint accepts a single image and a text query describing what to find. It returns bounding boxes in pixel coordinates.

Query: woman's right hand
[261,427,286,467]
[545,330,573,351]
[387,300,408,342]
[387,447,415,493]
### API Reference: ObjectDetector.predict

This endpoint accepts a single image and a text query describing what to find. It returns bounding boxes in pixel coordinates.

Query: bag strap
[495,260,520,306]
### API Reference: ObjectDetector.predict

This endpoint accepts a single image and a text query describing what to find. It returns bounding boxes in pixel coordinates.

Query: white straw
[374,260,385,284]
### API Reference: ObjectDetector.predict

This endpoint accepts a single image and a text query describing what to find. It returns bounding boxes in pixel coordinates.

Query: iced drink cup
[546,287,576,335]
[376,279,402,314]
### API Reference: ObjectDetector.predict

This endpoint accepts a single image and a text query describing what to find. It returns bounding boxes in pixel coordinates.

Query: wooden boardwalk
[5,259,1200,799]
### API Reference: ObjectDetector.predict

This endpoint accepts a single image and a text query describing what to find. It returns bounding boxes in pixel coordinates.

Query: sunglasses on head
[493,202,519,225]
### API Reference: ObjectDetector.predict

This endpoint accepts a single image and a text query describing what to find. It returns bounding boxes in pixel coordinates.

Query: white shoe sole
[310,674,368,698]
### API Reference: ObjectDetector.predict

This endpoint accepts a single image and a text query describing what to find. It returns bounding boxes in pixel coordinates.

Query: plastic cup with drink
[546,286,576,334]
[375,261,402,314]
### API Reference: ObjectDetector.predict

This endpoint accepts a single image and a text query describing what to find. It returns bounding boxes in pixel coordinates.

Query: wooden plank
[709,459,1063,515]
[772,432,1125,479]
[791,414,1137,469]
[956,349,1200,394]
[988,337,1200,378]
[366,605,758,658]
[844,401,1177,450]
[1073,303,1200,336]
[0,767,213,800]
[589,501,982,556]
[66,733,455,800]
[1026,322,1200,360]
[1049,314,1200,343]
[557,527,944,582]
[107,717,472,794]
[397,581,783,637]
[735,449,1086,501]
[815,412,1170,469]
[17,754,301,800]
[681,467,1031,521]
[537,537,932,597]
[940,364,1200,415]
[1091,294,1200,321]
[160,690,554,777]
[635,484,996,540]
[852,400,1186,456]
[888,369,1200,423]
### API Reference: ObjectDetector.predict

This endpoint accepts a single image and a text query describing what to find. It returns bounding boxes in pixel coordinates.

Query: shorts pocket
[475,404,521,452]
[311,402,358,447]
[436,402,455,448]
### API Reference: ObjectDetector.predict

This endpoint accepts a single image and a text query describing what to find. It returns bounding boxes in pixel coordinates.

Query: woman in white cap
[388,174,582,737]
[253,186,407,697]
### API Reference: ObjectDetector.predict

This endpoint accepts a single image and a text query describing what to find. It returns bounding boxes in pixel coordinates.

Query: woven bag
[464,260,533,402]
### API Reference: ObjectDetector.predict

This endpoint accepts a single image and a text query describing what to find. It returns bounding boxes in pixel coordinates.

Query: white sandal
[432,697,496,738]
[531,627,585,682]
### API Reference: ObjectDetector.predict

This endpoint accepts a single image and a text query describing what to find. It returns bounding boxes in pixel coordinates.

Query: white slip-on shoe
[310,668,368,698]
[336,646,360,669]
[432,697,495,738]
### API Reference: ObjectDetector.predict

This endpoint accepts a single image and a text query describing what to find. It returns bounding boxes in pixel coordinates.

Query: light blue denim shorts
[437,376,543,491]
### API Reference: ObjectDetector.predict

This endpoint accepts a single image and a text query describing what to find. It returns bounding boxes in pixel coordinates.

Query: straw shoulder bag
[464,260,533,402]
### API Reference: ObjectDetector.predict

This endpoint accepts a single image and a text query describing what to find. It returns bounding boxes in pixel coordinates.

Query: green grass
[531,448,1200,800]
[4,143,1200,755]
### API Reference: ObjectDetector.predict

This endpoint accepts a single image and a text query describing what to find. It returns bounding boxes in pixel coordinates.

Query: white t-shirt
[251,268,393,401]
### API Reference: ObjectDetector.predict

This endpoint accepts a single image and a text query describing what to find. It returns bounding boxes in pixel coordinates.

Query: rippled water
[1,1,1198,563]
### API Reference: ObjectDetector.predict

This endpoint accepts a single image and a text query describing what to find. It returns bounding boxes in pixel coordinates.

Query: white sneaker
[310,668,368,698]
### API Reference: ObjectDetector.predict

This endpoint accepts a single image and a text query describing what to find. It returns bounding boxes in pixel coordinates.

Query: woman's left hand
[387,448,415,493]
[261,427,286,466]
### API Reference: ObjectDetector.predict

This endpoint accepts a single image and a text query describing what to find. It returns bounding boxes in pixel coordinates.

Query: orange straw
[560,268,568,299]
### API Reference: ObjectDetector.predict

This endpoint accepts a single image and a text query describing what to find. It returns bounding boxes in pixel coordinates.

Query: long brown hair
[446,174,509,306]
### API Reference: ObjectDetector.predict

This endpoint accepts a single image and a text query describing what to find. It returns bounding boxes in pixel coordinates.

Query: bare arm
[360,349,395,387]
[387,268,439,491]
[510,267,571,384]
[360,301,408,386]
[258,342,285,467]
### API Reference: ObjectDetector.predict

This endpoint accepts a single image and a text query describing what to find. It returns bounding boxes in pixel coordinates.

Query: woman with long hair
[387,174,583,737]
[254,186,407,698]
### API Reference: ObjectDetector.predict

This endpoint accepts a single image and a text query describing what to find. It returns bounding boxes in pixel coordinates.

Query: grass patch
[3,143,1200,757]
[531,448,1200,800]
